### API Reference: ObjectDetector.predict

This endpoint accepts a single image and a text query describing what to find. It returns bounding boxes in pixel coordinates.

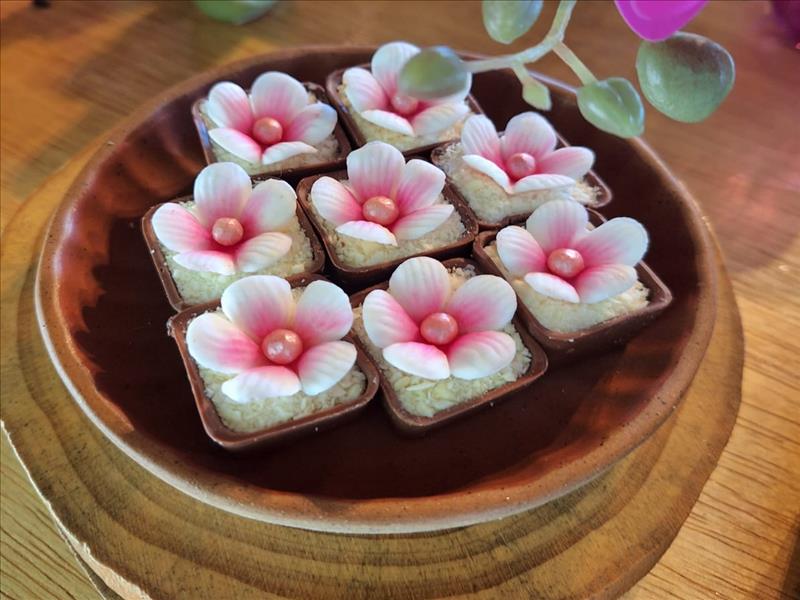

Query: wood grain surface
[1,0,798,598]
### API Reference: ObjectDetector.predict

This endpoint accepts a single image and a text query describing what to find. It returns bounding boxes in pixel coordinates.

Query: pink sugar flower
[187,275,357,401]
[152,162,295,275]
[310,141,454,246]
[205,72,337,165]
[495,200,648,304]
[342,41,471,137]
[615,0,708,42]
[362,257,518,380]
[460,113,595,195]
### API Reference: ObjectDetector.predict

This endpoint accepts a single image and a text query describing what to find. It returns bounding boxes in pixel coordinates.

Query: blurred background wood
[1,1,797,598]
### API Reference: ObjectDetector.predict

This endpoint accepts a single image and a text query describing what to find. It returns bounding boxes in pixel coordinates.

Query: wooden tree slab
[1,151,743,600]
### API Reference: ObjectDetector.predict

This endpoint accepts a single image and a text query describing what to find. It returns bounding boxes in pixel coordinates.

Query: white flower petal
[298,341,357,396]
[383,342,450,380]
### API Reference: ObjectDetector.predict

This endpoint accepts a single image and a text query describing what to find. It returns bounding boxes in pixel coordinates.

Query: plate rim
[33,45,718,534]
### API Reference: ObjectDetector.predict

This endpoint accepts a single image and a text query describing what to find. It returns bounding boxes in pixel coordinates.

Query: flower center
[420,312,459,346]
[547,248,585,279]
[261,328,304,365]
[251,116,283,146]
[362,195,400,226]
[211,217,244,246]
[390,93,419,115]
[506,152,537,180]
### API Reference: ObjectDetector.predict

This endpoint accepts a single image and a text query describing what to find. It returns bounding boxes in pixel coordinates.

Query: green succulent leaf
[398,46,471,100]
[482,0,544,44]
[636,32,734,123]
[577,78,645,138]
[512,64,551,110]
[194,0,276,24]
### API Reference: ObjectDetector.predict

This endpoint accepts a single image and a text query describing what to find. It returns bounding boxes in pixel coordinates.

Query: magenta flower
[205,72,337,165]
[152,162,295,275]
[615,0,708,42]
[342,41,471,137]
[187,275,357,401]
[460,113,595,195]
[496,200,648,304]
[362,257,518,380]
[310,141,454,246]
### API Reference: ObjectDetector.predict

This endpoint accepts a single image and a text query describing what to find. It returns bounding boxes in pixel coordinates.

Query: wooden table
[1,1,798,598]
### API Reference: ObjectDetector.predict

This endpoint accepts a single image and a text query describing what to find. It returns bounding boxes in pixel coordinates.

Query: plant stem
[553,41,597,85]
[466,0,577,74]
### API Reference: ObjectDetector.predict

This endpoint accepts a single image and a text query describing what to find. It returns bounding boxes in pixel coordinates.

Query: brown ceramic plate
[472,211,673,366]
[35,47,716,534]
[192,82,351,182]
[325,66,484,157]
[431,134,613,230]
[349,258,549,435]
[168,274,380,452]
[142,199,326,312]
[296,168,478,288]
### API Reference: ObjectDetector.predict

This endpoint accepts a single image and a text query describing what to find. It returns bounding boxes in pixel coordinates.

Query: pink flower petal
[388,256,450,323]
[250,71,308,126]
[346,141,405,201]
[174,250,236,275]
[370,41,419,97]
[382,342,450,380]
[524,272,580,303]
[496,226,547,277]
[395,159,446,214]
[284,103,337,145]
[193,162,252,226]
[151,203,211,253]
[221,366,301,403]
[500,112,557,161]
[335,221,397,245]
[220,275,293,340]
[208,128,262,165]
[447,331,516,380]
[310,177,363,226]
[186,312,264,374]
[342,67,388,112]
[297,341,357,395]
[573,217,649,267]
[526,200,589,254]
[446,275,517,333]
[261,141,317,166]
[360,110,415,136]
[239,179,297,234]
[411,102,469,136]
[573,264,638,304]
[461,115,501,164]
[235,232,292,273]
[391,204,454,241]
[293,280,354,346]
[206,82,253,132]
[538,147,595,180]
[511,173,575,194]
[462,154,512,193]
[361,289,419,348]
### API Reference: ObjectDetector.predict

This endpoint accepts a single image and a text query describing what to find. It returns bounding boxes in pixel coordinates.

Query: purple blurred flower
[615,0,708,41]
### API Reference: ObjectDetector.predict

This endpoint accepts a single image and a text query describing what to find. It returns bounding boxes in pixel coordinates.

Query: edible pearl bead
[506,152,537,180]
[261,329,304,365]
[420,312,460,346]
[362,195,400,226]
[391,94,419,115]
[547,248,585,279]
[211,217,244,246]
[251,116,283,146]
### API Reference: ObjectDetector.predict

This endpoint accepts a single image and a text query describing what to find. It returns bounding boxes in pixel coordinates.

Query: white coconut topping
[436,142,599,224]
[307,183,467,268]
[338,83,471,151]
[157,201,316,305]
[484,243,649,333]
[352,266,532,418]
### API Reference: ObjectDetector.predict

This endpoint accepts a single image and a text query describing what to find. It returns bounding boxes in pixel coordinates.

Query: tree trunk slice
[1,147,743,600]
